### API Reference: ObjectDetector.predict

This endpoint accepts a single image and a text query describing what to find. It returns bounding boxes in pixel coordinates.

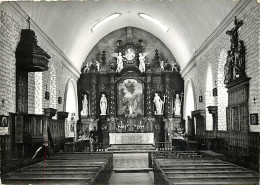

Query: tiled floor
[113,153,148,169]
[110,153,153,185]
[109,172,153,185]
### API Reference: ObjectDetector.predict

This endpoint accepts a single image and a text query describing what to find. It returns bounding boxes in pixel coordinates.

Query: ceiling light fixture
[91,13,121,32]
[139,13,169,33]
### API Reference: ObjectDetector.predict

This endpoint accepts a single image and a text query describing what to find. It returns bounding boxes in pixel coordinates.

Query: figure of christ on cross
[226,17,243,50]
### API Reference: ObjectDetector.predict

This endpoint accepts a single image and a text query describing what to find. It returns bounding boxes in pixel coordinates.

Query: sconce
[58,97,62,104]
[58,91,62,104]
[213,88,218,97]
[253,97,256,104]
[45,84,50,100]
[199,95,203,103]
[213,80,217,97]
[199,89,203,103]
[1,99,5,107]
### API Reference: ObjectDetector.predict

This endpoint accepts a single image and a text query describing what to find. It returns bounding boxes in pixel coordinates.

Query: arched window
[64,79,78,139]
[65,80,78,117]
[184,80,196,132]
[205,66,214,131]
[217,49,228,130]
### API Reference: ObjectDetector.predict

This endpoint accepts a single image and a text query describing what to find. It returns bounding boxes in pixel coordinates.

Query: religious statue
[224,17,246,84]
[96,61,100,71]
[100,94,107,115]
[82,62,89,73]
[172,61,178,72]
[128,105,133,115]
[160,60,164,71]
[224,50,233,84]
[164,59,172,71]
[90,59,97,71]
[233,51,240,79]
[235,40,246,78]
[138,52,149,72]
[153,93,164,115]
[81,94,88,116]
[174,94,181,116]
[226,17,243,50]
[111,52,125,72]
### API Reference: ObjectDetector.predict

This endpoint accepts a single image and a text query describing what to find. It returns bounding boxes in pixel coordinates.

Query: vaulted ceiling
[16,0,239,72]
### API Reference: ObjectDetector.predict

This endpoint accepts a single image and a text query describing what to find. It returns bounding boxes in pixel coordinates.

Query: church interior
[0,0,260,184]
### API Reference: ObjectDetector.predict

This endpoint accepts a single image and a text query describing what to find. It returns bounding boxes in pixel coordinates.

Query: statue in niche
[100,94,107,115]
[224,50,233,84]
[111,52,125,72]
[153,93,164,115]
[174,94,181,116]
[81,94,88,116]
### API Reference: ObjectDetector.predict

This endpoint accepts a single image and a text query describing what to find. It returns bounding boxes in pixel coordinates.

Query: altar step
[107,145,156,152]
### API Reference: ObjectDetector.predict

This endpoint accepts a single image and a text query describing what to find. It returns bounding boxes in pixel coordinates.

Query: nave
[1,149,259,185]
[1,1,260,184]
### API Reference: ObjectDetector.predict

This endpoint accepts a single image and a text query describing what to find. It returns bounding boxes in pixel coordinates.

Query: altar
[78,31,184,149]
[109,133,154,145]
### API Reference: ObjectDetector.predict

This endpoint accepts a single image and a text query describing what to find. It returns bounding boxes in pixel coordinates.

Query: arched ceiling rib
[16,0,239,72]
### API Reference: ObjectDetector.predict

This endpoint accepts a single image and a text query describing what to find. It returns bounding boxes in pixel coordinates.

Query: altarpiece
[78,38,184,148]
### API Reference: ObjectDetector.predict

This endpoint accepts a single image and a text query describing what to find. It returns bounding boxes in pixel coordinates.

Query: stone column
[91,74,97,117]
[164,72,171,118]
[109,73,116,116]
[207,106,218,138]
[146,72,152,117]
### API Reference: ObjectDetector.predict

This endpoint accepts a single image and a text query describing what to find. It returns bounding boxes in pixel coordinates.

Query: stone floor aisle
[113,153,148,169]
[109,172,153,185]
[109,153,154,185]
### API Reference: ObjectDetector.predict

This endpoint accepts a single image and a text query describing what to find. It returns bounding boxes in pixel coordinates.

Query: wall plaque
[250,114,258,125]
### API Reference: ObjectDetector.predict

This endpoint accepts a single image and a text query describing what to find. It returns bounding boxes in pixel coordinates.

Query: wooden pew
[153,151,259,185]
[2,152,113,185]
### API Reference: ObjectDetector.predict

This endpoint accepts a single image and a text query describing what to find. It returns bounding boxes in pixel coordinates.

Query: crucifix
[163,94,167,103]
[162,94,167,114]
[226,16,243,50]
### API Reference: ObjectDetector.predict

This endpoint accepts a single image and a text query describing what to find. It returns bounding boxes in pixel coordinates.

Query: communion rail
[64,140,105,152]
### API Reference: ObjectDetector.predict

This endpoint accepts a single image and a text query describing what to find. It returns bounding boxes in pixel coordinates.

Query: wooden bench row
[2,152,113,185]
[152,151,259,185]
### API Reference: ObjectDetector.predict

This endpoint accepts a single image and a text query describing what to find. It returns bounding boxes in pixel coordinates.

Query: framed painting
[118,78,144,116]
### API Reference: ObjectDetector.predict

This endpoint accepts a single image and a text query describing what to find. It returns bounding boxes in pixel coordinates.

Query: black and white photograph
[0,0,260,184]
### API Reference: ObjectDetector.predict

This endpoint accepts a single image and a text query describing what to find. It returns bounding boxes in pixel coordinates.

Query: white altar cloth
[109,133,154,145]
